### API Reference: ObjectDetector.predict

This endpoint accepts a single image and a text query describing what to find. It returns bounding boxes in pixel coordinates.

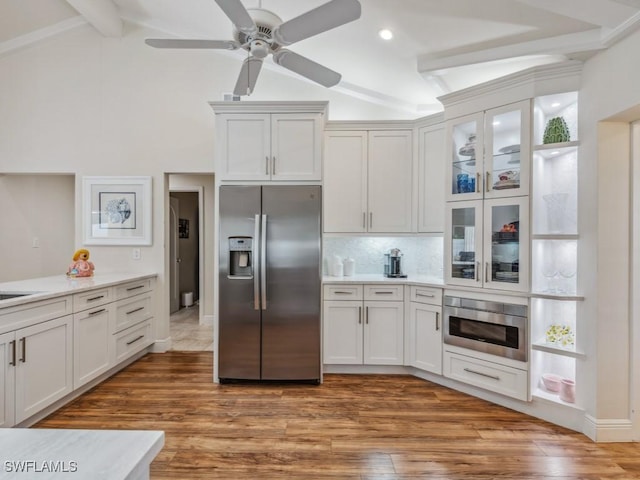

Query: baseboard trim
[151,337,171,353]
[202,314,214,326]
[583,415,634,442]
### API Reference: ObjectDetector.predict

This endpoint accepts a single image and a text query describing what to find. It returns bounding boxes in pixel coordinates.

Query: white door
[15,315,73,424]
[322,301,363,364]
[169,197,180,313]
[0,331,16,427]
[271,113,322,181]
[364,301,404,365]
[323,131,368,233]
[367,130,413,232]
[408,302,442,374]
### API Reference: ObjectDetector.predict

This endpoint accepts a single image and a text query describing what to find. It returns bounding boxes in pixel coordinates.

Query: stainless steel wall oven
[443,296,528,362]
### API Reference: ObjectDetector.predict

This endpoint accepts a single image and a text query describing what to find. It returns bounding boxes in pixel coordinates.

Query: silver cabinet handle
[265,156,269,175]
[486,171,491,192]
[126,285,144,292]
[374,291,394,295]
[261,214,267,310]
[435,312,440,331]
[334,291,353,295]
[88,308,106,316]
[362,212,366,229]
[416,292,435,298]
[358,306,362,324]
[126,307,144,315]
[464,367,500,381]
[476,261,480,282]
[19,337,26,363]
[365,306,369,325]
[476,172,481,193]
[9,340,16,366]
[87,295,104,302]
[485,262,489,283]
[126,335,145,346]
[254,214,260,310]
[272,156,276,175]
[369,212,373,229]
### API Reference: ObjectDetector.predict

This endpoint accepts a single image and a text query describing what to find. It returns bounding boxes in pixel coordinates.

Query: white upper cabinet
[418,123,445,233]
[446,100,531,202]
[211,102,326,182]
[323,128,413,233]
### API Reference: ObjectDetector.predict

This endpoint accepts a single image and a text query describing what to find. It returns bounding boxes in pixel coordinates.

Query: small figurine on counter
[67,248,95,277]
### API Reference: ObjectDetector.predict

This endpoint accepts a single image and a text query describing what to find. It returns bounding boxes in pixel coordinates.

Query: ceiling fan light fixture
[379,29,393,40]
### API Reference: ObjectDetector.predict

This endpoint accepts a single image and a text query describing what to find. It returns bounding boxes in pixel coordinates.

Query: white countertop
[0,429,163,479]
[322,273,444,288]
[0,272,157,309]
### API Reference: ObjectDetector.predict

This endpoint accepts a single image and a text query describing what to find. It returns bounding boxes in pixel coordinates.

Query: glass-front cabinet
[445,196,529,292]
[446,100,530,202]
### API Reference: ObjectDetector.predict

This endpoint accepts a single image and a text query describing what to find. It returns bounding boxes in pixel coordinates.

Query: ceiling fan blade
[234,56,263,96]
[145,39,240,50]
[273,49,341,88]
[273,0,361,46]
[214,0,257,36]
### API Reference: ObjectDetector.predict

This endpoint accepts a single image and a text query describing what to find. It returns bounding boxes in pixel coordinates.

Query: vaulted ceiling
[2,0,639,116]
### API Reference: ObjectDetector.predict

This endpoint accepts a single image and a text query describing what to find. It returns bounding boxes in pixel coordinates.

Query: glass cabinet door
[447,113,483,201]
[446,201,482,286]
[484,197,529,292]
[485,100,531,198]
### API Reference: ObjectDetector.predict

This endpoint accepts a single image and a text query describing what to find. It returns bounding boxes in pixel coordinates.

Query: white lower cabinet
[407,302,442,374]
[323,284,404,365]
[14,315,73,424]
[73,305,114,389]
[0,332,16,427]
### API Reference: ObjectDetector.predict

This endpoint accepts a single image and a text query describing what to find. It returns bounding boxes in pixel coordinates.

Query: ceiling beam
[514,0,637,28]
[64,0,123,37]
[417,29,603,74]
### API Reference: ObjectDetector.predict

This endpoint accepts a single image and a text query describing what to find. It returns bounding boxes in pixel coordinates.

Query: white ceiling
[2,0,640,116]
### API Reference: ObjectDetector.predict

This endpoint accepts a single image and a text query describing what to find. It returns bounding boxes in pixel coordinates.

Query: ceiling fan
[145,0,362,96]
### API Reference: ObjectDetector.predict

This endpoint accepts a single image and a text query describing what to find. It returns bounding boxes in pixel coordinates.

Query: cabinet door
[485,100,531,199]
[15,315,73,424]
[323,301,363,364]
[418,124,445,232]
[407,302,442,374]
[367,130,413,232]
[445,200,483,287]
[73,306,114,389]
[364,301,404,365]
[323,131,368,233]
[216,114,271,181]
[484,196,529,292]
[446,113,484,202]
[0,332,16,427]
[271,114,322,181]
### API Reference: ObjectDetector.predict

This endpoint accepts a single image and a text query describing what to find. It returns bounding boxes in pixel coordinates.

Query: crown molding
[209,101,328,115]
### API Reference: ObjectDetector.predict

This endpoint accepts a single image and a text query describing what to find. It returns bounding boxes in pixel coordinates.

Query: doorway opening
[168,181,212,351]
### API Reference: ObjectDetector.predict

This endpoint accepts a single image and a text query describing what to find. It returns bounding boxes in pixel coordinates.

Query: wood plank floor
[35,352,640,479]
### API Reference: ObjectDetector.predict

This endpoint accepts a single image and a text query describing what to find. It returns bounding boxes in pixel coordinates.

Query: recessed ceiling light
[551,102,561,107]
[551,151,560,155]
[379,29,393,40]
[493,120,501,126]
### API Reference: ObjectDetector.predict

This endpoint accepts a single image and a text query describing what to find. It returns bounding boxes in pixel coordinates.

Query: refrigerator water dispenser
[228,237,253,278]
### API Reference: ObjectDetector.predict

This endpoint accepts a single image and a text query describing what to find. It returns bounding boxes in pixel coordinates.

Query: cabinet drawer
[323,284,363,300]
[443,351,528,401]
[364,285,404,301]
[114,294,153,333]
[410,286,442,305]
[73,288,113,312]
[0,296,72,334]
[114,319,153,364]
[115,278,153,300]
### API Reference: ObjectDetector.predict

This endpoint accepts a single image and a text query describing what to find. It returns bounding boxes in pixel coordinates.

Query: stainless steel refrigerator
[218,185,321,382]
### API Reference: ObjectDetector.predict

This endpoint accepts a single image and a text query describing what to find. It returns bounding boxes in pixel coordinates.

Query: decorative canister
[343,258,355,276]
[543,116,571,144]
[559,378,576,403]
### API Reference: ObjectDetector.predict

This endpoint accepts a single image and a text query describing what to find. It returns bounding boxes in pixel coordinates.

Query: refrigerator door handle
[253,214,261,310]
[261,214,268,310]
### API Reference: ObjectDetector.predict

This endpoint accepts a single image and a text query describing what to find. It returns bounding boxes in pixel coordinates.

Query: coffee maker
[384,248,407,278]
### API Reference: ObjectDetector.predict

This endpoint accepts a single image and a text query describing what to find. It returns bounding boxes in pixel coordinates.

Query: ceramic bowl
[541,373,562,392]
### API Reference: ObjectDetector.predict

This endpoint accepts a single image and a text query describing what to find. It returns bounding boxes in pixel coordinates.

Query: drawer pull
[88,308,106,316]
[9,340,16,366]
[358,306,362,324]
[333,291,353,295]
[463,367,500,381]
[416,292,435,298]
[365,306,369,324]
[126,307,145,315]
[374,291,394,295]
[435,312,439,331]
[126,335,145,346]
[126,285,144,292]
[87,295,105,302]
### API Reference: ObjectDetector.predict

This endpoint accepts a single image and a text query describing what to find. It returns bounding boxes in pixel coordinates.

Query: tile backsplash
[323,236,443,279]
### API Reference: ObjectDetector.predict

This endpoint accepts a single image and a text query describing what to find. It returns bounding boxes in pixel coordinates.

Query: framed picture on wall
[83,176,152,245]
[178,218,189,238]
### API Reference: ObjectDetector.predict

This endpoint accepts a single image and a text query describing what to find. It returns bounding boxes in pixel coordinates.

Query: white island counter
[0,429,164,479]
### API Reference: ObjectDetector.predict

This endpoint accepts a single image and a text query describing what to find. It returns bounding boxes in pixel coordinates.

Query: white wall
[0,175,75,282]
[580,27,640,438]
[0,22,407,346]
